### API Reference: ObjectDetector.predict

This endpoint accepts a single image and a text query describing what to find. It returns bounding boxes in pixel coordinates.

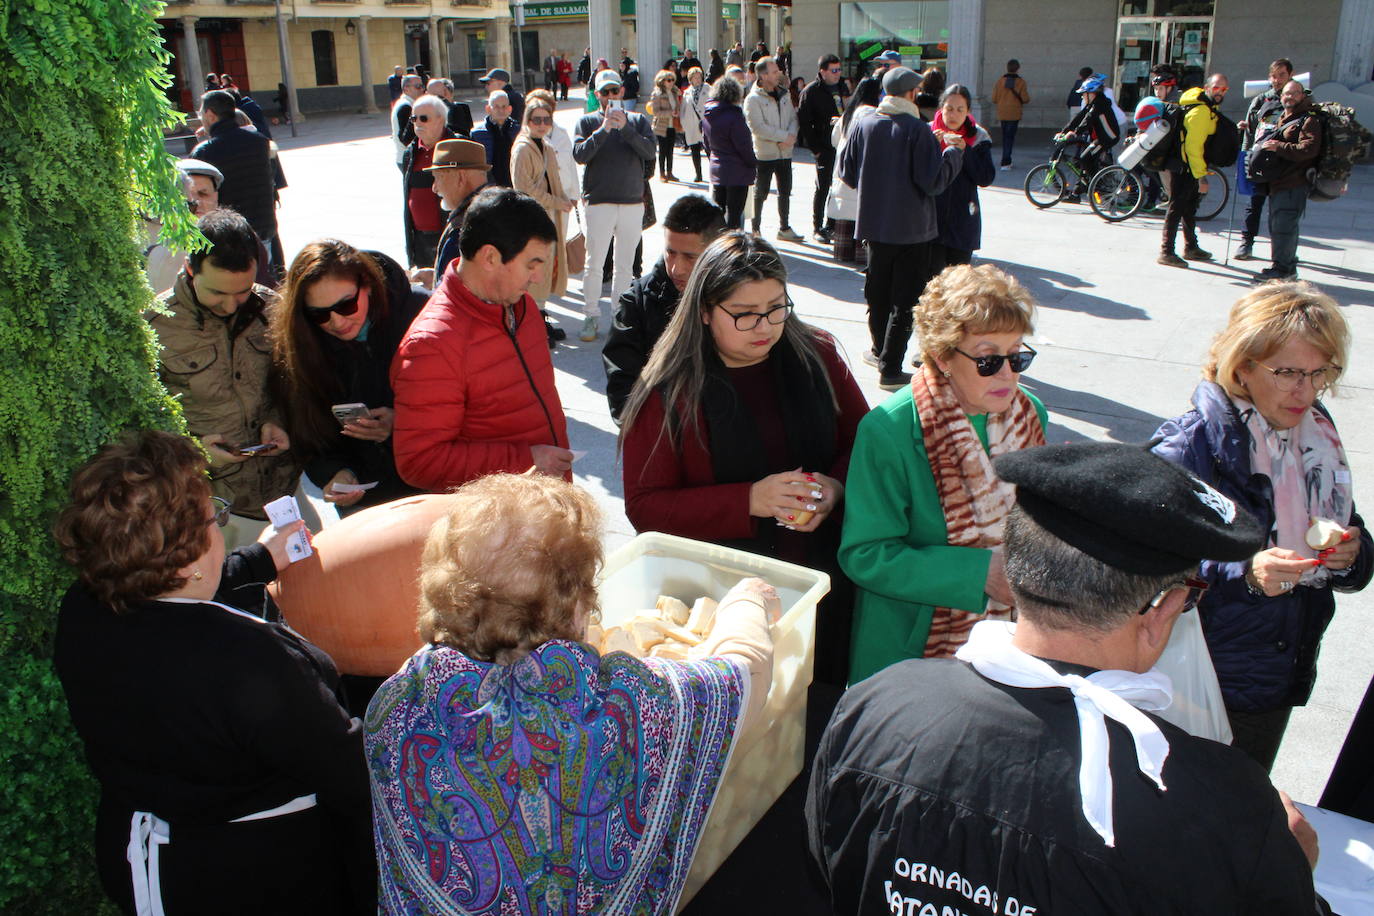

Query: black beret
[994,442,1265,575]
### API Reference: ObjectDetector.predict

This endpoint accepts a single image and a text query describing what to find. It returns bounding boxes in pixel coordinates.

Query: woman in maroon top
[620,231,868,685]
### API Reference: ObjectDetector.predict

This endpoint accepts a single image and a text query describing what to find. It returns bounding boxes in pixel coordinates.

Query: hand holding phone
[332,403,372,425]
[234,443,278,457]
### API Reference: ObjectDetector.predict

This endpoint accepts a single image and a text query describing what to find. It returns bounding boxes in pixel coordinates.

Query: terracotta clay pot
[268,493,456,676]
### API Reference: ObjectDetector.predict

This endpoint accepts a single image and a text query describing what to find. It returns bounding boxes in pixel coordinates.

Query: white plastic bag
[1150,610,1233,744]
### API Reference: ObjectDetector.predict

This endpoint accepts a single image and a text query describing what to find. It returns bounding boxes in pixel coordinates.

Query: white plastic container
[1117,117,1171,169]
[597,532,830,907]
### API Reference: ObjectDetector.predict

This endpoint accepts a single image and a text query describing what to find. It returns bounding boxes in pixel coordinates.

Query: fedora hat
[424,139,492,172]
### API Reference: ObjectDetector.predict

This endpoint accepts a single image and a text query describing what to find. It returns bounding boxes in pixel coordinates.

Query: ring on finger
[1279,580,1294,592]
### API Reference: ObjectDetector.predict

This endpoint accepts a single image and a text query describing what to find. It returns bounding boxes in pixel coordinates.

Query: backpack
[1308,101,1372,201]
[1140,102,1184,171]
[1245,120,1287,184]
[1203,109,1240,167]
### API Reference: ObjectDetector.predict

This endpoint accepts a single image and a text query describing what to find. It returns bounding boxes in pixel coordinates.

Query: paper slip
[331,481,378,494]
[571,450,587,461]
[263,495,313,563]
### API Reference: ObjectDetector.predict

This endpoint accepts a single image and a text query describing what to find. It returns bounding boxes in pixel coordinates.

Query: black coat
[809,657,1327,915]
[192,120,278,241]
[797,78,848,152]
[933,125,996,252]
[55,546,375,914]
[602,258,680,423]
[446,99,474,137]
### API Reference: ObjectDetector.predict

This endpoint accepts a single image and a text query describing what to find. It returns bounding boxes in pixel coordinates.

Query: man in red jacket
[391,187,573,491]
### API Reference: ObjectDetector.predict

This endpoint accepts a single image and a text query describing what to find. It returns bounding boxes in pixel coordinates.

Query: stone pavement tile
[269,107,1374,804]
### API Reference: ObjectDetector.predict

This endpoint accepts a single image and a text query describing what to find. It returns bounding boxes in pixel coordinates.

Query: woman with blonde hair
[679,66,709,183]
[841,263,1046,682]
[649,67,683,181]
[1153,281,1371,771]
[510,94,573,306]
[365,473,777,913]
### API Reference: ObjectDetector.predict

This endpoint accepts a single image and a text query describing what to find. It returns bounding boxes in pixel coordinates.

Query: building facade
[790,0,1374,126]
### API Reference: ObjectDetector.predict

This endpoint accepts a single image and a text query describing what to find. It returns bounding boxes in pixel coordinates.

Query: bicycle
[1087,163,1230,223]
[1023,134,1103,209]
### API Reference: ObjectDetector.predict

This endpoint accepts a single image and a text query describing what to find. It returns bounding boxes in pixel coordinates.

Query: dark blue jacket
[700,100,757,188]
[933,124,995,253]
[470,116,519,187]
[192,120,278,241]
[1152,381,1372,712]
[838,103,961,245]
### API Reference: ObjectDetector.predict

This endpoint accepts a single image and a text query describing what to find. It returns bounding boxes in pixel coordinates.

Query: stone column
[696,0,720,65]
[180,16,205,110]
[740,0,757,54]
[429,16,446,79]
[947,0,985,116]
[357,16,377,113]
[588,0,618,70]
[1332,0,1374,85]
[767,4,781,51]
[490,15,514,73]
[636,0,670,80]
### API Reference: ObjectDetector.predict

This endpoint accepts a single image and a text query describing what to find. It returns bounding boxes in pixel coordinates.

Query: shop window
[312,30,338,86]
[839,1,949,83]
[467,32,487,72]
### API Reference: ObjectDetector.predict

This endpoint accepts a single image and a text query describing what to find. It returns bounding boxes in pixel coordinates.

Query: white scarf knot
[955,621,1174,847]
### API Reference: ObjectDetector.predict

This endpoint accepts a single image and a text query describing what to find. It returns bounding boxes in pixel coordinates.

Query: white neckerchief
[955,620,1174,847]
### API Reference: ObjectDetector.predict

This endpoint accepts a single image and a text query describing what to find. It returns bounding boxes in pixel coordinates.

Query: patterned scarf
[1235,397,1352,586]
[912,363,1046,656]
[366,640,745,915]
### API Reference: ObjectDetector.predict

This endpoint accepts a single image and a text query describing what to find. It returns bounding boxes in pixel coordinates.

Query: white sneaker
[1000,164,1012,171]
[579,316,599,342]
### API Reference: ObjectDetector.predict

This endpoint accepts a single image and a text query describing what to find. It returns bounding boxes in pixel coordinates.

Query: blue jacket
[933,125,995,253]
[1152,381,1372,712]
[700,100,757,188]
[838,103,961,245]
[470,116,519,188]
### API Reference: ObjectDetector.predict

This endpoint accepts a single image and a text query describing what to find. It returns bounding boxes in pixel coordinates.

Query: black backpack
[1196,99,1240,167]
[1140,102,1185,172]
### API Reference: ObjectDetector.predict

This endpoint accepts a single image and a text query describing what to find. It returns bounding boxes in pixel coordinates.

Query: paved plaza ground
[269,91,1374,808]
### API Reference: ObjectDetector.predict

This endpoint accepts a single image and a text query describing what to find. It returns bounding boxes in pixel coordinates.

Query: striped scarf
[912,363,1045,657]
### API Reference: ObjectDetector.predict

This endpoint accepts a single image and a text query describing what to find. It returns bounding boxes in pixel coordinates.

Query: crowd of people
[78,47,1372,915]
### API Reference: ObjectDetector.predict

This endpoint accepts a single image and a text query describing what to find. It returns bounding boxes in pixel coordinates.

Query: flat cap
[994,442,1265,575]
[882,66,922,98]
[176,158,224,189]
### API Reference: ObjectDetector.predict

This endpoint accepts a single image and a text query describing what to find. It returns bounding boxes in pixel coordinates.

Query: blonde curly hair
[914,263,1037,366]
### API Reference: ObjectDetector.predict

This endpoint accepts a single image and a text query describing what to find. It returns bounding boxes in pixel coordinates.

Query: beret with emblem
[994,442,1266,575]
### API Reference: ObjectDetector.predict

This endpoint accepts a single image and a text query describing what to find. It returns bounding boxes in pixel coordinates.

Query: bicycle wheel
[1196,168,1230,221]
[1025,163,1066,209]
[1088,166,1145,222]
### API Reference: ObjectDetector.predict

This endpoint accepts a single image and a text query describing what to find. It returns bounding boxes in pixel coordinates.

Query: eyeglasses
[527,115,553,125]
[720,300,793,331]
[953,344,1037,377]
[1140,576,1209,615]
[208,496,232,528]
[1253,361,1340,393]
[409,114,434,123]
[598,86,621,96]
[826,67,842,74]
[304,289,361,325]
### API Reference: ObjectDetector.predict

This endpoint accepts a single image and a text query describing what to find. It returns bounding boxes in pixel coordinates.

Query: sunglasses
[304,290,361,325]
[208,496,232,528]
[953,344,1037,376]
[528,115,553,125]
[409,114,435,123]
[1140,576,1209,614]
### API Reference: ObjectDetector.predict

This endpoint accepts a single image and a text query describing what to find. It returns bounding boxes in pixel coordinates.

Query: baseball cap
[877,50,902,66]
[479,68,512,83]
[881,66,922,98]
[594,70,623,93]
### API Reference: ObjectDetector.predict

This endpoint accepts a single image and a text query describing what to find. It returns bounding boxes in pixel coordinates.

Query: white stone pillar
[1332,0,1374,85]
[429,16,446,79]
[947,0,986,115]
[741,0,757,54]
[180,16,205,109]
[767,4,781,51]
[696,0,720,65]
[588,0,618,70]
[636,0,670,79]
[357,16,377,113]
[491,15,514,72]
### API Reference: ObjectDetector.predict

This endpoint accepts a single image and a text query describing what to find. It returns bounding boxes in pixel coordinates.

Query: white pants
[582,202,644,318]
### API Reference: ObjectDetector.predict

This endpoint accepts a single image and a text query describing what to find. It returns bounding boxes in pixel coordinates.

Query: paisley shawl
[365,639,746,915]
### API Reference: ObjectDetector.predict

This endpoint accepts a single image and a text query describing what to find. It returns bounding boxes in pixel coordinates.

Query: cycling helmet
[1134,96,1167,130]
[1078,73,1107,94]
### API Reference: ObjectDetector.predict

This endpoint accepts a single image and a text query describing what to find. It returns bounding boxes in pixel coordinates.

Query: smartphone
[331,402,372,425]
[609,99,624,111]
[234,443,277,457]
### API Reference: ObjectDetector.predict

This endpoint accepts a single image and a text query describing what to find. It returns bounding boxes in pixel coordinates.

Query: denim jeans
[999,120,1019,166]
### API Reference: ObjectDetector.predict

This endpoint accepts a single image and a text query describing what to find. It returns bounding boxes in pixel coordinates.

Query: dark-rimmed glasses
[1140,576,1209,615]
[409,114,434,124]
[720,300,793,331]
[208,496,232,528]
[1252,361,1340,393]
[304,290,361,325]
[953,344,1037,377]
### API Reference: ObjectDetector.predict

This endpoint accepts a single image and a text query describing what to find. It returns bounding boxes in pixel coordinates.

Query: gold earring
[192,569,203,581]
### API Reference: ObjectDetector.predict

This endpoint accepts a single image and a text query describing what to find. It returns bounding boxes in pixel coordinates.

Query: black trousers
[657,130,677,177]
[1162,170,1200,253]
[713,183,748,230]
[688,142,704,180]
[1243,188,1269,243]
[812,146,835,232]
[864,240,932,376]
[752,158,792,230]
[931,244,972,274]
[1227,705,1293,774]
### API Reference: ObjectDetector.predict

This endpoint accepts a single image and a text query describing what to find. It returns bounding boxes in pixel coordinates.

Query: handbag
[565,205,586,276]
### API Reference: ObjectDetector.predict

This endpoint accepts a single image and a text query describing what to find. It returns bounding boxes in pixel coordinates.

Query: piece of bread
[792,509,814,526]
[655,595,692,626]
[686,597,719,636]
[1307,518,1345,551]
[600,625,637,656]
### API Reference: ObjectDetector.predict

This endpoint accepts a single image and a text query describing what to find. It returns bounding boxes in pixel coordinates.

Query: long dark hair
[842,76,882,132]
[269,240,389,462]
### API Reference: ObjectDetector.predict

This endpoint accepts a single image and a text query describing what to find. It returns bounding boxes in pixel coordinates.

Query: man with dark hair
[809,442,1328,914]
[147,209,294,530]
[192,90,278,263]
[1066,65,1094,111]
[745,56,803,242]
[389,65,404,102]
[1237,58,1295,261]
[680,48,703,76]
[991,58,1030,169]
[391,187,572,491]
[797,53,849,243]
[601,194,725,422]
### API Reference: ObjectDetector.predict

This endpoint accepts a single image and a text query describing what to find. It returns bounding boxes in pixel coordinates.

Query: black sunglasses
[208,496,232,528]
[953,344,1037,377]
[409,114,435,123]
[304,290,361,325]
[1140,576,1209,615]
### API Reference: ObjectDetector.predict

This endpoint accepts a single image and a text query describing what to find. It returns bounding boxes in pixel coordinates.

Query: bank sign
[514,0,740,19]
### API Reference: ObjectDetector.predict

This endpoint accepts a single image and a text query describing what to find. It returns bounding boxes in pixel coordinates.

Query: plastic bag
[1150,610,1233,744]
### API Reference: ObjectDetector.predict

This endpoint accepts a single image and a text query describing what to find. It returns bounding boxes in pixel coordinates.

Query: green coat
[839,386,1047,684]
